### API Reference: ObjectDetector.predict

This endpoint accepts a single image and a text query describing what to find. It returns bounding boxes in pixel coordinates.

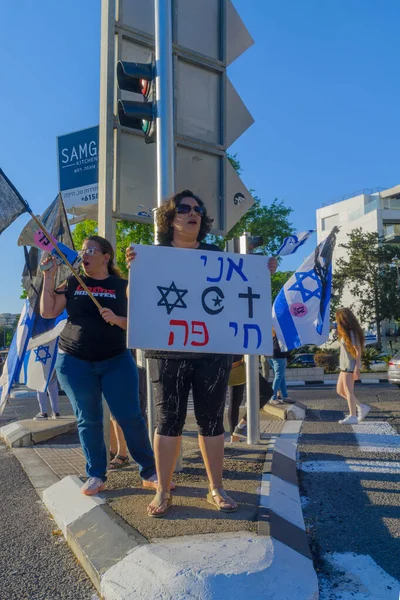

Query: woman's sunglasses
[176,203,204,217]
[79,247,103,256]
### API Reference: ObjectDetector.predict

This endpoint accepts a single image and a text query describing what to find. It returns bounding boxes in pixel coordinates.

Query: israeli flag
[272,227,338,351]
[0,301,35,414]
[27,311,67,350]
[18,337,59,393]
[276,230,315,257]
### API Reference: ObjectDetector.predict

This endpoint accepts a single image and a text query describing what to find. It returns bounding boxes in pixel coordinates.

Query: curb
[262,401,306,421]
[287,378,387,386]
[0,417,77,448]
[36,421,318,599]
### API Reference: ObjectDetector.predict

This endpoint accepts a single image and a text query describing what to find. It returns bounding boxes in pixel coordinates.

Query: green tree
[332,228,400,349]
[72,220,154,276]
[271,270,293,303]
[209,195,294,256]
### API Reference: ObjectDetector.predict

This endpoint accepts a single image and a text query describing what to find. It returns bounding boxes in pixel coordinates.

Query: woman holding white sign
[126,190,277,518]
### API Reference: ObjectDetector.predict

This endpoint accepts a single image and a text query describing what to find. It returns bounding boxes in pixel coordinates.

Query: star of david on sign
[157,281,188,315]
[34,345,52,365]
[289,269,322,303]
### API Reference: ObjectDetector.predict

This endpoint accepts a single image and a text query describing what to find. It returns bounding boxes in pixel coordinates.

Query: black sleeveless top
[59,275,128,362]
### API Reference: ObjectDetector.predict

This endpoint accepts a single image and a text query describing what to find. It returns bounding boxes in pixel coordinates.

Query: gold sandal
[207,487,238,513]
[147,492,172,518]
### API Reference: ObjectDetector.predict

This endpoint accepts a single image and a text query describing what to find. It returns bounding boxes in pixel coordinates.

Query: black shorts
[148,355,232,437]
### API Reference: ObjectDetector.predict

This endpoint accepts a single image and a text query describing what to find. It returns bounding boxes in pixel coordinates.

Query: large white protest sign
[128,245,272,355]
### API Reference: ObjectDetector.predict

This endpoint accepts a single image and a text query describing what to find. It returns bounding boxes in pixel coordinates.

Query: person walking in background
[228,355,273,442]
[268,328,291,405]
[336,307,370,424]
[34,370,61,420]
[40,235,157,496]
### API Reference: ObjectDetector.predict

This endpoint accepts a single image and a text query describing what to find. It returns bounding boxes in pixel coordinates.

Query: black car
[288,353,316,367]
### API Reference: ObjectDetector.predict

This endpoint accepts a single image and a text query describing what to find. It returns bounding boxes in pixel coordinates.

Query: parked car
[289,353,316,367]
[388,353,400,387]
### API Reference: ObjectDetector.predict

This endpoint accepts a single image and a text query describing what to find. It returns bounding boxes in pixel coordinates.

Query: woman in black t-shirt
[40,235,156,496]
[126,190,278,518]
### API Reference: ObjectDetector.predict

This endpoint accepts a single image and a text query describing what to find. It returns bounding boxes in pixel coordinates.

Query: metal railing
[321,187,386,208]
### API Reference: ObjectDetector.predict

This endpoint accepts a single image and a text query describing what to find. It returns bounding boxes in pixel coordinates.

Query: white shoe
[81,477,105,496]
[33,412,48,420]
[338,415,358,425]
[357,404,371,422]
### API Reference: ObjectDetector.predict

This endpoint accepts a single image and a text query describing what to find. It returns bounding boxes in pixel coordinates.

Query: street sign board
[57,126,99,213]
[99,0,256,235]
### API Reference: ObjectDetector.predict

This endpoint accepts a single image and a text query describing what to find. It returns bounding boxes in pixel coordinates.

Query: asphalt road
[0,444,97,600]
[1,383,399,599]
[296,383,400,598]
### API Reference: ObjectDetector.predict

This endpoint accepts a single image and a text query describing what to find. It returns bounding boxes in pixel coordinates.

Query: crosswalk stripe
[300,459,400,474]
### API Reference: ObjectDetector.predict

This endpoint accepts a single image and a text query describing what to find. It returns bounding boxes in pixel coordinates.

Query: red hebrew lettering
[168,320,189,346]
[191,321,209,347]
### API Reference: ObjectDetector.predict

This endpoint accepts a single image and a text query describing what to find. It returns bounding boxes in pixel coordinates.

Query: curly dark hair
[156,190,213,244]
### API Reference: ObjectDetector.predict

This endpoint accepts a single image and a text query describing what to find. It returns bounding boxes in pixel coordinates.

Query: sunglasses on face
[175,203,204,217]
[79,247,103,256]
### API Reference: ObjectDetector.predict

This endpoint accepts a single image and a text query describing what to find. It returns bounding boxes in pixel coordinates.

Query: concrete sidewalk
[3,407,319,599]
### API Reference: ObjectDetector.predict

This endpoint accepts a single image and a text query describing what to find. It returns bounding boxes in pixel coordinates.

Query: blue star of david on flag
[34,345,52,365]
[288,269,322,302]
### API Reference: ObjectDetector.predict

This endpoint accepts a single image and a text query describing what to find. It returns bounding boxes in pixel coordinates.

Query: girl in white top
[336,307,370,424]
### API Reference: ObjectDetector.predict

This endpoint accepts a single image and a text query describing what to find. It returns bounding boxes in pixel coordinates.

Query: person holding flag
[40,235,157,495]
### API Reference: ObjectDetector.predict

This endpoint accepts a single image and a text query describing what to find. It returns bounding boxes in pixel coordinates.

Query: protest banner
[128,245,272,355]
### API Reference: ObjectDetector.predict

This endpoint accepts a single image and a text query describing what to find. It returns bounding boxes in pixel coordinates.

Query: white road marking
[319,552,399,600]
[301,459,400,474]
[351,421,400,454]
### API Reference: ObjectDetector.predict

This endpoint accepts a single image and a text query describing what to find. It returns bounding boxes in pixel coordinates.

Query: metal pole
[148,0,183,470]
[155,0,175,206]
[98,0,117,465]
[98,0,116,243]
[240,234,260,445]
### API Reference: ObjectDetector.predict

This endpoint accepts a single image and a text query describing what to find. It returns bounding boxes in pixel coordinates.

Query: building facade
[0,313,19,327]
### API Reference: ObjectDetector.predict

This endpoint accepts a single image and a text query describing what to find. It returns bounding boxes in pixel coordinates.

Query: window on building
[321,214,339,231]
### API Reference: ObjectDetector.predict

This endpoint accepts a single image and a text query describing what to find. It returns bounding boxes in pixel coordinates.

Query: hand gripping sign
[127,245,273,356]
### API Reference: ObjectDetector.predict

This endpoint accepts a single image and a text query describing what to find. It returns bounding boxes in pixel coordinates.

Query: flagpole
[27,211,103,312]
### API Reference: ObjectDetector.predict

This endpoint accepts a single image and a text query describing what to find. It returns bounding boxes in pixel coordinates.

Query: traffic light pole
[155,0,175,205]
[99,0,117,467]
[146,0,183,469]
[240,234,260,445]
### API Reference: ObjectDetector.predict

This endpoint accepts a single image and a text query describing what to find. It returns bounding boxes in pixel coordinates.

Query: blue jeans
[268,358,288,399]
[56,350,156,481]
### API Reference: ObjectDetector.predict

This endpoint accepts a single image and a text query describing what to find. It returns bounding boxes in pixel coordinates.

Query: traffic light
[117,58,156,144]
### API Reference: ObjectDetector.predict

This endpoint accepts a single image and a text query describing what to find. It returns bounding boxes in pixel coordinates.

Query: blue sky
[1,0,400,312]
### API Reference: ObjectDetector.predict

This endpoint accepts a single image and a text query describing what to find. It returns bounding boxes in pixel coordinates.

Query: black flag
[0,168,28,234]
